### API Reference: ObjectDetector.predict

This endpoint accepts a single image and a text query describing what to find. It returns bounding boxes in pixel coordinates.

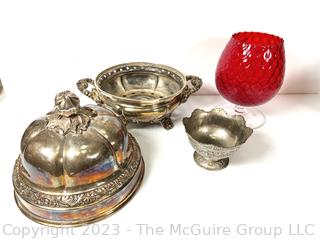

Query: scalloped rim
[183,108,253,148]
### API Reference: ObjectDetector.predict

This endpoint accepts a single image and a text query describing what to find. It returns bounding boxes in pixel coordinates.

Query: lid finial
[54,91,80,116]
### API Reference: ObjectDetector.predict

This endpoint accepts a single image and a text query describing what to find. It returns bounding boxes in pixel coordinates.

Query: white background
[0,0,320,97]
[0,0,320,240]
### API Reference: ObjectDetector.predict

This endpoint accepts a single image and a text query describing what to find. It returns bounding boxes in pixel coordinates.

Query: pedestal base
[193,152,229,171]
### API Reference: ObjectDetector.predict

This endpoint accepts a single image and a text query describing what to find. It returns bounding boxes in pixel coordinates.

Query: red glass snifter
[215,31,285,128]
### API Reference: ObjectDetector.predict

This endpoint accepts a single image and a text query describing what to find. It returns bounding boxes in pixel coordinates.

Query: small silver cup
[183,108,253,170]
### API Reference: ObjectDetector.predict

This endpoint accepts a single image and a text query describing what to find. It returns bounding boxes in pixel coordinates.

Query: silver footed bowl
[77,62,202,130]
[183,108,253,170]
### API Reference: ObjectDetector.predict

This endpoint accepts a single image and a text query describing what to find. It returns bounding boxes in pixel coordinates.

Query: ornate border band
[13,135,141,208]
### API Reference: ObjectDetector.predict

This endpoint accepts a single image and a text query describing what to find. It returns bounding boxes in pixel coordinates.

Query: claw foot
[160,117,174,130]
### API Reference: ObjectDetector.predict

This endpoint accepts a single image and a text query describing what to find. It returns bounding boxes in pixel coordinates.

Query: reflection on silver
[13,91,144,227]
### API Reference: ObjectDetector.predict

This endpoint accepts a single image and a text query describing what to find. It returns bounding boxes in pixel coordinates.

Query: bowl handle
[77,78,128,125]
[181,75,203,103]
[77,78,102,103]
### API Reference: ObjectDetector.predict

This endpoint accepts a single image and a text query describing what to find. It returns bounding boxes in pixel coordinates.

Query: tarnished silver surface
[183,108,253,170]
[77,62,202,129]
[12,91,144,227]
[0,79,4,100]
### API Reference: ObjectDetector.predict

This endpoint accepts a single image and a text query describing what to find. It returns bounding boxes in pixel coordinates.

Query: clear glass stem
[234,105,247,114]
[215,103,266,129]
